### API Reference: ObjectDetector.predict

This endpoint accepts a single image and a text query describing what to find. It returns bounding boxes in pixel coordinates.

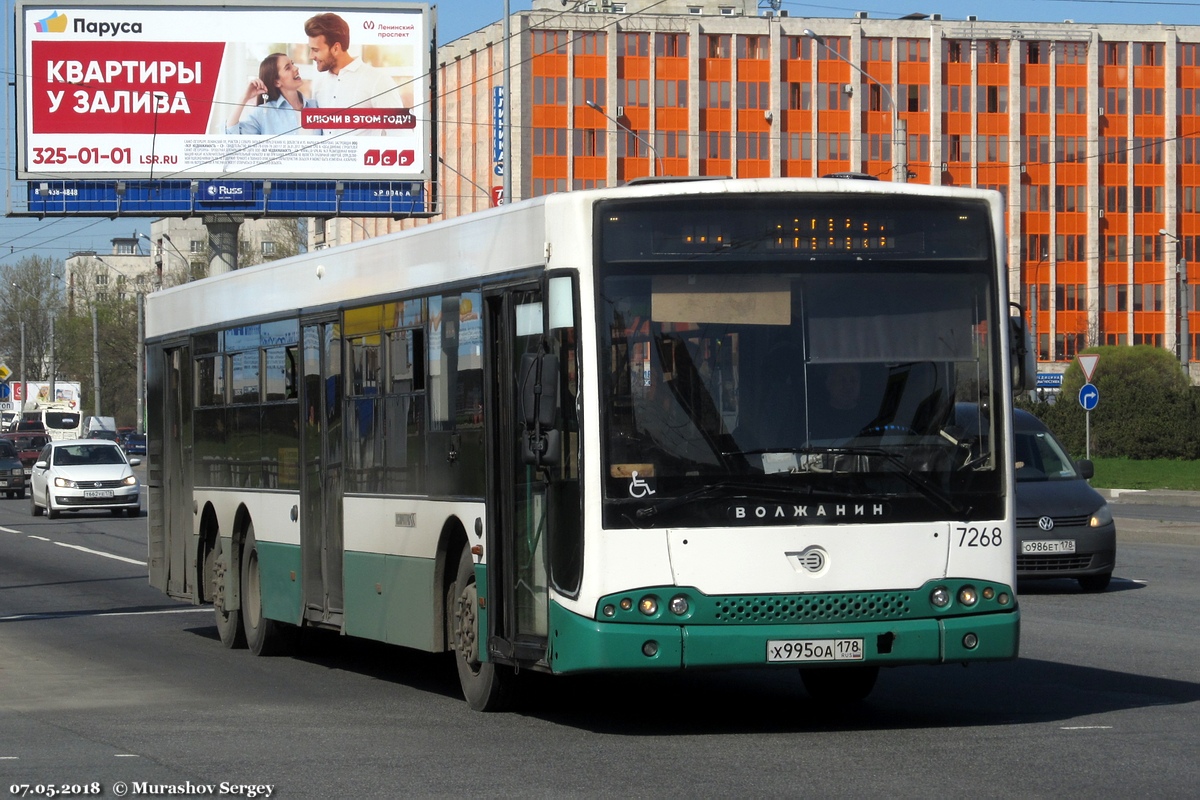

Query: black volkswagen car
[1011,408,1116,592]
[951,404,1116,592]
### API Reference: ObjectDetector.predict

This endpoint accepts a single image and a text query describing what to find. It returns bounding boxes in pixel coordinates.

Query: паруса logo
[34,11,69,33]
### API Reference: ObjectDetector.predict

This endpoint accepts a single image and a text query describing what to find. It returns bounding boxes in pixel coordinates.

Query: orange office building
[409,1,1200,374]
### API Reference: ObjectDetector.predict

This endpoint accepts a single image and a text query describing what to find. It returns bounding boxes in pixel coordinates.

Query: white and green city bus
[146,178,1032,710]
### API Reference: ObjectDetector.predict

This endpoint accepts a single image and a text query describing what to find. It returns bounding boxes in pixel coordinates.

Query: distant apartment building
[403,0,1200,373]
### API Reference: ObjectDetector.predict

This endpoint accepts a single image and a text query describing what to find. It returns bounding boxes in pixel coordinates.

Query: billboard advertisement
[15,1,432,181]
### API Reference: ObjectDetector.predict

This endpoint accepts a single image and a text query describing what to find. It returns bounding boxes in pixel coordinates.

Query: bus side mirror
[520,352,561,466]
[1009,304,1036,392]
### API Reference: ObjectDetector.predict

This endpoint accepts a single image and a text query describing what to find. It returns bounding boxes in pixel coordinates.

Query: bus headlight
[930,586,951,608]
[638,596,659,616]
[958,586,979,606]
[668,595,689,616]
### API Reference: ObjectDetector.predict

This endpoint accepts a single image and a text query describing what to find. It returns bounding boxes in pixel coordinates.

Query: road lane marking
[0,607,210,622]
[1060,725,1113,730]
[53,541,145,566]
[0,526,22,534]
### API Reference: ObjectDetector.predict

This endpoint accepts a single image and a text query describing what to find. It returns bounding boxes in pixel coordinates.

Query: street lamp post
[1159,229,1189,375]
[804,29,908,183]
[94,256,148,431]
[9,280,55,415]
[585,100,663,179]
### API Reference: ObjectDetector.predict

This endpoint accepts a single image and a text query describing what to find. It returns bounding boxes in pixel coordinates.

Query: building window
[1024,86,1050,114]
[945,40,966,63]
[573,77,607,107]
[654,79,687,108]
[656,33,687,58]
[898,38,927,62]
[815,36,849,60]
[865,38,892,61]
[1023,135,1050,163]
[783,36,812,60]
[1103,42,1126,65]
[1055,86,1087,114]
[1134,42,1163,66]
[1056,42,1088,65]
[261,241,276,256]
[190,240,204,254]
[1101,136,1128,164]
[704,34,730,59]
[573,32,604,56]
[1133,87,1164,115]
[1024,41,1049,64]
[738,35,767,60]
[787,82,811,110]
[620,32,648,57]
[1102,86,1128,115]
[944,84,971,113]
[532,30,568,55]
[902,84,929,112]
[978,40,1008,64]
[737,81,768,109]
[702,81,731,109]
[979,85,1008,113]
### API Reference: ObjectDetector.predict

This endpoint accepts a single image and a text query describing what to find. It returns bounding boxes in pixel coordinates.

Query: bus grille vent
[712,592,912,624]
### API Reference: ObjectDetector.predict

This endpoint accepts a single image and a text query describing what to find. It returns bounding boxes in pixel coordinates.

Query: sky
[5,0,1200,267]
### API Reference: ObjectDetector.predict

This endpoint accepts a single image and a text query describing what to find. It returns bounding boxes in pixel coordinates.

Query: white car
[30,439,142,518]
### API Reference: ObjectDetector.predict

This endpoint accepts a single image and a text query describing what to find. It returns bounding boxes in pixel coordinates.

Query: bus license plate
[83,489,114,499]
[1022,539,1076,554]
[767,638,864,663]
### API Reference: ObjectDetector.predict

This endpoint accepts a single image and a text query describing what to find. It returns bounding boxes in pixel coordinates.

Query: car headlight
[10,468,22,476]
[122,475,138,486]
[1090,504,1113,528]
[53,476,76,488]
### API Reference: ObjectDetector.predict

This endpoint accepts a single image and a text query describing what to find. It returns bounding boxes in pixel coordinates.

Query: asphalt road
[1,496,1197,797]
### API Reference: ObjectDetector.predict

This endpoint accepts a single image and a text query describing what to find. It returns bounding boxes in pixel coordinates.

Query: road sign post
[1079,383,1099,458]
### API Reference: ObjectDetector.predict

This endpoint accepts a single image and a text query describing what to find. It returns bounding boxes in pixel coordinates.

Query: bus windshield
[598,193,1004,528]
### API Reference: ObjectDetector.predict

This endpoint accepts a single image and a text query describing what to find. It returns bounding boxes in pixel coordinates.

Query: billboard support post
[205,216,241,275]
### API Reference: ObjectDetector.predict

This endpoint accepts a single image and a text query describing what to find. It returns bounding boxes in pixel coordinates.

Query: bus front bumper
[547,602,1019,674]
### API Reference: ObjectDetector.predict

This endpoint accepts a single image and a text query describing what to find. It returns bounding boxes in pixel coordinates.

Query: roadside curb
[1098,487,1200,507]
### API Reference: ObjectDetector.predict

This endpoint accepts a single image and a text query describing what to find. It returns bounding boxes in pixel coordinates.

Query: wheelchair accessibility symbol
[628,470,656,499]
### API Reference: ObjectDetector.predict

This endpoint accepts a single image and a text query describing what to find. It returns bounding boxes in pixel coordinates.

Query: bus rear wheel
[241,524,292,656]
[451,548,511,711]
[212,536,246,649]
[800,665,880,705]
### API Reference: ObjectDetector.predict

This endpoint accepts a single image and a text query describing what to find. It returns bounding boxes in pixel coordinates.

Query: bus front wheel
[800,665,880,705]
[450,548,511,712]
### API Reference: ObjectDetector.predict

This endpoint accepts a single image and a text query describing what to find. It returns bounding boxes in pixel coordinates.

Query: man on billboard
[305,12,400,116]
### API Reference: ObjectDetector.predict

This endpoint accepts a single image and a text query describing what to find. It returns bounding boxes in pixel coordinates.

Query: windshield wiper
[800,445,973,518]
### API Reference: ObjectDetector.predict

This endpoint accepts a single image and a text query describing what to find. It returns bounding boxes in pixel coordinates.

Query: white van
[82,416,118,439]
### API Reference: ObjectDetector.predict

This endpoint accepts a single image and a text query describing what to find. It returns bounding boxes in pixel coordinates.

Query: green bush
[1016,346,1198,460]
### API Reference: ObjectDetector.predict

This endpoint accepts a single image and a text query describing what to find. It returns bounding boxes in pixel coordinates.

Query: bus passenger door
[300,319,345,627]
[485,286,553,664]
[148,343,194,601]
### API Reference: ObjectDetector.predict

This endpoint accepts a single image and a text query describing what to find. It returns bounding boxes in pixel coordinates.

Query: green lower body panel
[342,551,437,650]
[256,541,302,625]
[548,600,1019,675]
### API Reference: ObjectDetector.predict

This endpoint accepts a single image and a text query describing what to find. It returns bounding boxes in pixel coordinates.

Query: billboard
[15,1,432,182]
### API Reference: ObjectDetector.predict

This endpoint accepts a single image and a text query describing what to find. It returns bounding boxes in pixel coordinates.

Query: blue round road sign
[1078,382,1099,411]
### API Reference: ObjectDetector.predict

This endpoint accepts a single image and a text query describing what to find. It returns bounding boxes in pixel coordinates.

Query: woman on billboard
[225,53,319,136]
